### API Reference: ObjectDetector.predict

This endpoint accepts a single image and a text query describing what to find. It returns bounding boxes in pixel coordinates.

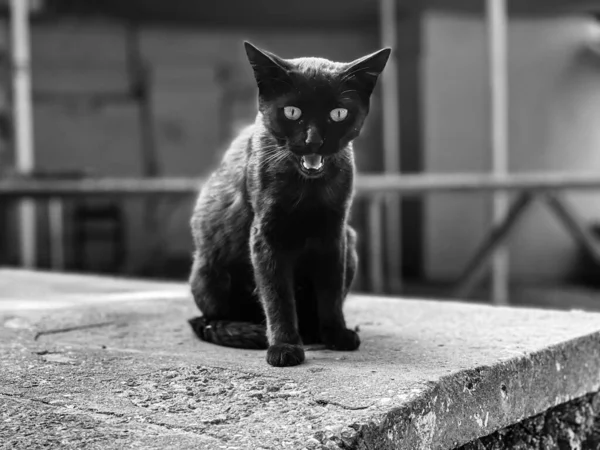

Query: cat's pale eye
[283,106,302,120]
[330,108,348,122]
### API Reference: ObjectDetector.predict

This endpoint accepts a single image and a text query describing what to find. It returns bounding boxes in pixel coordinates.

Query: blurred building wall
[424,12,600,283]
[19,11,600,285]
[25,21,383,274]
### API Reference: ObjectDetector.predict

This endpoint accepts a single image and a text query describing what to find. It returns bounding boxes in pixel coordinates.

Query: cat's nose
[305,127,323,151]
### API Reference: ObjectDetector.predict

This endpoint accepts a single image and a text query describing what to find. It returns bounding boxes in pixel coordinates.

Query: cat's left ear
[344,48,392,95]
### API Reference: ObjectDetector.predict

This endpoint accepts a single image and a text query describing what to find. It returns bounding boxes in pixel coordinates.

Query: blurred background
[1,0,600,311]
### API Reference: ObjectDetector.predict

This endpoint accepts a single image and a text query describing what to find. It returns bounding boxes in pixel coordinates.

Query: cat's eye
[283,106,302,120]
[330,108,348,122]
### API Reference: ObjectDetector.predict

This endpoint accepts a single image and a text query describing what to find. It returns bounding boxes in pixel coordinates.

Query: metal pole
[48,198,65,270]
[379,0,402,293]
[486,0,509,305]
[10,0,36,268]
[367,195,385,294]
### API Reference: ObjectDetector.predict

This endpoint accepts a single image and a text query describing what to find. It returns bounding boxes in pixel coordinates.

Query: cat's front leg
[250,226,305,367]
[314,237,360,352]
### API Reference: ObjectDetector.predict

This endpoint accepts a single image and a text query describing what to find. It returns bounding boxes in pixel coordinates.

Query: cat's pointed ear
[343,48,392,95]
[244,41,291,96]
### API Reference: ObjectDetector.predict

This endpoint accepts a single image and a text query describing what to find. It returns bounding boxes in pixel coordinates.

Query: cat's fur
[188,42,390,367]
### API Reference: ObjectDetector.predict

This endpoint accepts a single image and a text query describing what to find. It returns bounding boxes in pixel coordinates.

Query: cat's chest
[260,203,344,250]
[281,176,350,208]
[253,174,351,245]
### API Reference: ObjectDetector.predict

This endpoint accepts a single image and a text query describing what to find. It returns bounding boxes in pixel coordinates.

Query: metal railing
[5,172,600,196]
[2,172,600,304]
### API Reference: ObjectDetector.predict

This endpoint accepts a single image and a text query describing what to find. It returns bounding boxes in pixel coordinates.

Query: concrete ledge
[2,269,600,449]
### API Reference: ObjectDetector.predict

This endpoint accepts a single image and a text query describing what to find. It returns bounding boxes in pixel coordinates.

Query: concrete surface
[2,269,600,449]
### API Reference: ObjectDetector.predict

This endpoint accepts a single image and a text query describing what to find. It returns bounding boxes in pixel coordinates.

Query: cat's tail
[188,316,269,350]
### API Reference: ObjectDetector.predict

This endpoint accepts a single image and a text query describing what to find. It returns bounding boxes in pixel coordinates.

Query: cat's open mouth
[300,154,324,175]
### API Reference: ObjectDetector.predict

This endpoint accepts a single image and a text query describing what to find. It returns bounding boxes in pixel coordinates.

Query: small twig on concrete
[315,399,370,410]
[33,350,55,355]
[34,321,116,341]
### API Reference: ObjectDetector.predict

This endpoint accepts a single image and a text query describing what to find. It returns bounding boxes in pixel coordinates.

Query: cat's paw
[323,328,361,351]
[266,344,305,367]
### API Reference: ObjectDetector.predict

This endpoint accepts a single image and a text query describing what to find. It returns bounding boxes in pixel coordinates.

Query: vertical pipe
[48,198,64,270]
[379,0,402,293]
[126,24,158,178]
[126,23,160,274]
[486,0,509,305]
[10,0,36,268]
[368,195,385,294]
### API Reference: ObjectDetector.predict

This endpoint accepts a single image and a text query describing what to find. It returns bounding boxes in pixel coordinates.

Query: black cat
[188,41,390,367]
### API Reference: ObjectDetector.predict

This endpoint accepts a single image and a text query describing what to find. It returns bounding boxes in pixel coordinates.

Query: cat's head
[244,41,390,177]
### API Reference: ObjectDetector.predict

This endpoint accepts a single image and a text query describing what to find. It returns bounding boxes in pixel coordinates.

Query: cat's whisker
[263,147,286,161]
[260,147,282,156]
[259,149,291,171]
[260,152,281,163]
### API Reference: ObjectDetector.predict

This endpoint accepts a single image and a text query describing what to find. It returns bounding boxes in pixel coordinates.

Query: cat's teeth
[301,154,324,170]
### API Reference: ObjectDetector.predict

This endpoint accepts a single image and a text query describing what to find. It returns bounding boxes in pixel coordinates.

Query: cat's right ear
[343,48,392,96]
[244,41,291,96]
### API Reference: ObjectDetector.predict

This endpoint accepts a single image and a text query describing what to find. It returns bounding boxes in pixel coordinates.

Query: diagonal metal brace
[453,191,535,300]
[543,192,600,267]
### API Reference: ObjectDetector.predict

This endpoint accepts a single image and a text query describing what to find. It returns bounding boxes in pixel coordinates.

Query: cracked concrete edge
[314,332,600,450]
[456,391,600,450]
